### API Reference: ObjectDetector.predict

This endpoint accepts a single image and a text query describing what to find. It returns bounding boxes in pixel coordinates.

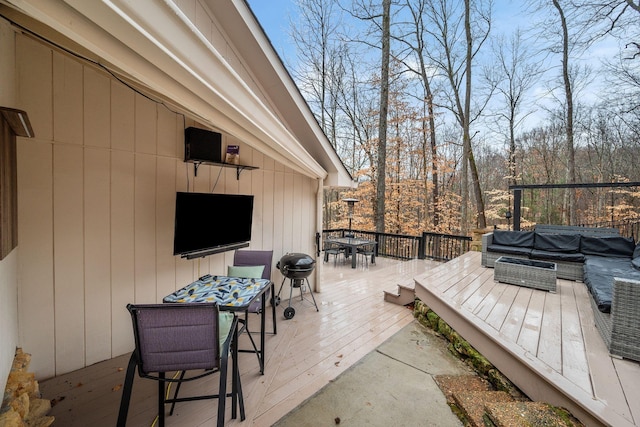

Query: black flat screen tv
[173,192,254,257]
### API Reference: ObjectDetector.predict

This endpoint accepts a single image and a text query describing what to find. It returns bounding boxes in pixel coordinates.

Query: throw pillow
[227,265,265,279]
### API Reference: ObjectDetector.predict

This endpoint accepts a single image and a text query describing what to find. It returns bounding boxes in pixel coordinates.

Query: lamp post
[342,198,359,236]
[505,210,512,231]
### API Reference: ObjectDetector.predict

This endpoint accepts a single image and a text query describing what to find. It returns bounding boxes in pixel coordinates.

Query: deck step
[383,283,415,305]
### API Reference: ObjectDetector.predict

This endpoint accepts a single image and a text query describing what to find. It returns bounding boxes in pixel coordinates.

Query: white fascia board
[7,0,327,178]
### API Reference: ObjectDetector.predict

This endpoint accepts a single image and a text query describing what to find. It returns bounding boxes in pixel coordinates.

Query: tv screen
[173,192,254,257]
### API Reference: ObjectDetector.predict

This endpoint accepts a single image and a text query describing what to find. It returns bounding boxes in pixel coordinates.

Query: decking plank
[516,290,546,354]
[559,282,592,392]
[473,282,508,320]
[484,283,520,330]
[573,280,636,423]
[537,280,563,371]
[461,274,501,314]
[614,358,640,425]
[499,287,533,343]
[447,268,494,307]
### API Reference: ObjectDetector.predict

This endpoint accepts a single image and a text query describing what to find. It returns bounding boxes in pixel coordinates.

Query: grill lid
[277,252,316,270]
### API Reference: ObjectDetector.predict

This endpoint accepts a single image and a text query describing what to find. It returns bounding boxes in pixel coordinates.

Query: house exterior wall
[13,31,318,380]
[0,17,19,396]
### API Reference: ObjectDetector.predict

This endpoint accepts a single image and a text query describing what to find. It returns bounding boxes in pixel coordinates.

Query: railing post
[418,232,426,259]
[513,189,522,231]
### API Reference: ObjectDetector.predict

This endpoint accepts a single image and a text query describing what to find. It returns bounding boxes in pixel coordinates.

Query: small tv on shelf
[173,192,254,258]
[184,127,222,163]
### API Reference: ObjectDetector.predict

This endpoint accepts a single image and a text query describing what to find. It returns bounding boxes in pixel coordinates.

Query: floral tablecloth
[163,275,271,310]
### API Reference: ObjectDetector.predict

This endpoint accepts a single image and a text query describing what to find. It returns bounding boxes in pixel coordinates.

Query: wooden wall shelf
[186,160,258,180]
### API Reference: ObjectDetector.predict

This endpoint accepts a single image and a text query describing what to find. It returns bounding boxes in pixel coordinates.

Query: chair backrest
[233,250,273,280]
[127,303,219,375]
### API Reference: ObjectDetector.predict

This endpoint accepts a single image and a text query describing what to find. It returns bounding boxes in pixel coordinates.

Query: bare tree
[346,0,394,233]
[375,0,391,234]
[421,0,493,231]
[290,0,344,142]
[395,0,442,228]
[551,0,578,224]
[490,29,543,188]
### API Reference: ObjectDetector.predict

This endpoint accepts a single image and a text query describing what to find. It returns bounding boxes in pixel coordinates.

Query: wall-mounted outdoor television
[173,192,254,258]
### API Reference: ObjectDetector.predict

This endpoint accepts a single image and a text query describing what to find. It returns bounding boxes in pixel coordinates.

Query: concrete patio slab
[273,321,472,427]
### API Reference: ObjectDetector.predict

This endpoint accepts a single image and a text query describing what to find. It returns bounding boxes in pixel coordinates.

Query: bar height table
[163,275,274,374]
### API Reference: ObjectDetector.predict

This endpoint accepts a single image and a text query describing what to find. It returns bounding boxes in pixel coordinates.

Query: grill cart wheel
[284,307,295,319]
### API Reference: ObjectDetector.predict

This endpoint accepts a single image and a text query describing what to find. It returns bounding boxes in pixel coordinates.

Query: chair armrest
[610,277,640,361]
[481,232,494,267]
[481,232,493,252]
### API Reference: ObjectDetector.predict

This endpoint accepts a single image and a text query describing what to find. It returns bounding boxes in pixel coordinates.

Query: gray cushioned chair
[232,249,275,374]
[117,303,243,427]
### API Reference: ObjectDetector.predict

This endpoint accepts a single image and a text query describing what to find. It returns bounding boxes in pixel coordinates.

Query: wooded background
[275,0,640,235]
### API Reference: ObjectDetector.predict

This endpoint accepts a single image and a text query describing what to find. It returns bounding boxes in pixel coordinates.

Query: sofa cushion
[633,257,640,271]
[530,249,585,262]
[492,230,535,248]
[634,242,640,259]
[580,235,635,258]
[534,233,580,252]
[583,255,640,312]
[487,244,532,257]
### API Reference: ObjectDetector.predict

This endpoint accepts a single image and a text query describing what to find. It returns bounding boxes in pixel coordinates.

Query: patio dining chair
[230,249,275,373]
[323,242,346,265]
[117,303,244,427]
[357,243,376,267]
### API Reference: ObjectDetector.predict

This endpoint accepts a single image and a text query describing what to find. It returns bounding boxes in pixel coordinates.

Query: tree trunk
[375,0,391,234]
[463,0,486,230]
[553,0,576,225]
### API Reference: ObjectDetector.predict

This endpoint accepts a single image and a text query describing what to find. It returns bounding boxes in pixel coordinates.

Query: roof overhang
[1,0,354,186]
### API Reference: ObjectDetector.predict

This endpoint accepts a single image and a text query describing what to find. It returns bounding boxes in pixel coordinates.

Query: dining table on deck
[163,274,274,374]
[324,236,377,268]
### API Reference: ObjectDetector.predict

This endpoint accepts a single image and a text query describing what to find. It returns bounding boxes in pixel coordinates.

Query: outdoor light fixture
[342,198,359,235]
[0,107,33,138]
[505,210,512,230]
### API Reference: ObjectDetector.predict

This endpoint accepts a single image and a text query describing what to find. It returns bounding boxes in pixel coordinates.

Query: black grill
[275,253,318,319]
[276,252,316,280]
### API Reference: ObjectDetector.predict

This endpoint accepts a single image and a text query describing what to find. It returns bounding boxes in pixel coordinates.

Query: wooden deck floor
[415,251,640,427]
[40,256,440,426]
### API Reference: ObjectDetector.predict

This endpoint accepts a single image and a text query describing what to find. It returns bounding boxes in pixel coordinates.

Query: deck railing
[321,229,471,262]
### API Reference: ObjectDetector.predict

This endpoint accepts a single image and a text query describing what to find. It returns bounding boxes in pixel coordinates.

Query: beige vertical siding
[0,17,19,396]
[15,32,318,379]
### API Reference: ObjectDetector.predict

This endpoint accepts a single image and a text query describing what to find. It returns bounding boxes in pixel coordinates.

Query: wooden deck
[415,251,640,427]
[39,256,440,426]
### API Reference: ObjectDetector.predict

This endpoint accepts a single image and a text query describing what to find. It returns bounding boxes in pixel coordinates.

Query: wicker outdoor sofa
[481,225,640,362]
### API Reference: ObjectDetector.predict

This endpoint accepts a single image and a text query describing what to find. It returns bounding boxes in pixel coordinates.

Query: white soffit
[4,0,338,180]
